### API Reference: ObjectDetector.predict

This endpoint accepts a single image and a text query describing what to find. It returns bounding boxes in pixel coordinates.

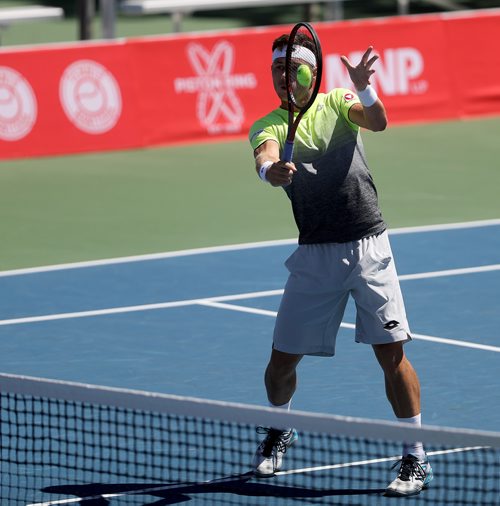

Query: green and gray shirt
[249,89,386,244]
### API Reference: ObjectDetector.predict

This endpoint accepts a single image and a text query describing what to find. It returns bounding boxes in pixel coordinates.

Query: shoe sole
[253,470,276,478]
[385,482,431,497]
[385,490,422,497]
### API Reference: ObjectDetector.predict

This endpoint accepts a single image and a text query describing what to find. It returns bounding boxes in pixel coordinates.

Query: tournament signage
[0,66,37,142]
[1,9,499,159]
[173,41,257,135]
[59,60,123,135]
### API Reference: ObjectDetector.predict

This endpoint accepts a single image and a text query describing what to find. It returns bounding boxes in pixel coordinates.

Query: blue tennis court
[1,219,499,504]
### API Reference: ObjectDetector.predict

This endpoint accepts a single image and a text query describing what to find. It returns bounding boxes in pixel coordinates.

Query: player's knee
[267,361,294,382]
[268,350,301,377]
[373,342,405,373]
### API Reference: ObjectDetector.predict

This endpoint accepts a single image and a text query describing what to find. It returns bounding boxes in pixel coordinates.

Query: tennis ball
[297,64,312,87]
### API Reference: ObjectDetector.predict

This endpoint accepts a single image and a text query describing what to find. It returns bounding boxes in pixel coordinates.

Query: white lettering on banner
[59,60,122,135]
[174,41,257,134]
[0,67,37,142]
[326,47,428,96]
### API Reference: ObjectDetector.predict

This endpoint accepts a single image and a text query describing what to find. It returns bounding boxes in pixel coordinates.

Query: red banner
[1,9,499,160]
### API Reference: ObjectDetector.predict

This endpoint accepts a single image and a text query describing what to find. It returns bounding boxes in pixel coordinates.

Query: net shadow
[42,472,386,505]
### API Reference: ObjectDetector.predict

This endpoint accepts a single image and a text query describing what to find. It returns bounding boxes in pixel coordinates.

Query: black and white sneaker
[386,454,434,496]
[252,427,298,477]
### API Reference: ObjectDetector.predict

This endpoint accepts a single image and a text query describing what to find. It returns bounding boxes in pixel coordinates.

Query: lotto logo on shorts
[0,67,37,142]
[59,60,122,135]
[343,93,355,102]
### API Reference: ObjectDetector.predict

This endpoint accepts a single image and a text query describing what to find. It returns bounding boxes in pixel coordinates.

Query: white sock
[269,399,292,431]
[269,400,291,410]
[397,413,425,460]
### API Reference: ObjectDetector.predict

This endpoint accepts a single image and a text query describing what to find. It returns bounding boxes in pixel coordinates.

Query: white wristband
[259,161,273,182]
[357,85,378,107]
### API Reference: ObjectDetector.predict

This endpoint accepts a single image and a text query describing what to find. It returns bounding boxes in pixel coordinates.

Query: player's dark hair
[272,34,317,58]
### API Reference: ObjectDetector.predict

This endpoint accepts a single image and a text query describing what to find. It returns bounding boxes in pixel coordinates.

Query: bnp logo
[326,47,428,96]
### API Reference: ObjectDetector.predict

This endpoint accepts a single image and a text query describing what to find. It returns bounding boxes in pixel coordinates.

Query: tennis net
[1,372,499,505]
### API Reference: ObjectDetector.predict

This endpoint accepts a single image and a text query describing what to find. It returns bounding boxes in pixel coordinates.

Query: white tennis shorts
[273,231,411,356]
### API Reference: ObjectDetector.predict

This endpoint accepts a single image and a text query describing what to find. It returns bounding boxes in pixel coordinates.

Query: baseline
[1,219,498,278]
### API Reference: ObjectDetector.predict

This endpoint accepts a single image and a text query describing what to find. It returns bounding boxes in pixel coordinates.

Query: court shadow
[42,472,385,505]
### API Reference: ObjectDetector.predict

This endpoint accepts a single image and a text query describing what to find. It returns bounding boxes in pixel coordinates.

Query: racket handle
[283,140,294,162]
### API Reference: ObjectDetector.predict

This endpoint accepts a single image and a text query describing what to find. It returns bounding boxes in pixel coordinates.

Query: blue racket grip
[283,140,294,162]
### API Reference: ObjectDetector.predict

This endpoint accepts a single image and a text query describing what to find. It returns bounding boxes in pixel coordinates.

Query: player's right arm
[254,140,296,187]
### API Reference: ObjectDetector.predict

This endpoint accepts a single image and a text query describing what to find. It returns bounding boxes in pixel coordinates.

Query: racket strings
[286,27,321,110]
[283,22,323,161]
[288,61,315,108]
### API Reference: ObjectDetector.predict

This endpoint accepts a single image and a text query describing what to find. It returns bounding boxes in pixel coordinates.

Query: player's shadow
[42,473,385,505]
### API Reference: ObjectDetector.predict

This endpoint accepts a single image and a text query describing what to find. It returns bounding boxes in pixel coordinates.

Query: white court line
[399,264,500,280]
[199,300,278,318]
[0,290,285,326]
[200,301,500,353]
[0,299,209,326]
[1,282,498,352]
[388,218,500,235]
[0,262,497,324]
[1,218,499,278]
[0,239,297,278]
[27,446,486,505]
[1,264,498,328]
[276,446,486,476]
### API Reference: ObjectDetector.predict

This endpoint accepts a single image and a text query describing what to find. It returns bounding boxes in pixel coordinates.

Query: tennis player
[248,33,433,497]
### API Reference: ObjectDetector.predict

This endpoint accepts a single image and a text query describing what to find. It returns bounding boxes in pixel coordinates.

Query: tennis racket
[283,22,323,162]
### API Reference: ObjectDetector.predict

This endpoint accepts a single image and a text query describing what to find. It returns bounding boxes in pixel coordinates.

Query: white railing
[0,1,464,45]
[0,5,64,45]
[0,4,64,25]
[120,0,347,32]
[118,0,464,32]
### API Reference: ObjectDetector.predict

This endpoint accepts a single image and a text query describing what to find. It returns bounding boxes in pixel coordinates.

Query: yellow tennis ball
[297,64,312,87]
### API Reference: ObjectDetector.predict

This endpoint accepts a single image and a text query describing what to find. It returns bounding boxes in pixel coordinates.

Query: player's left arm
[340,46,387,132]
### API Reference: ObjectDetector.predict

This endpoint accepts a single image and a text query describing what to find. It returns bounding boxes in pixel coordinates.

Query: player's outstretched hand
[340,46,378,91]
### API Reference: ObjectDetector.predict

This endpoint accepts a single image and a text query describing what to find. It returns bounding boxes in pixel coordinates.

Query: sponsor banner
[1,10,499,159]
[127,33,267,146]
[443,13,500,117]
[320,17,456,124]
[0,43,141,158]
